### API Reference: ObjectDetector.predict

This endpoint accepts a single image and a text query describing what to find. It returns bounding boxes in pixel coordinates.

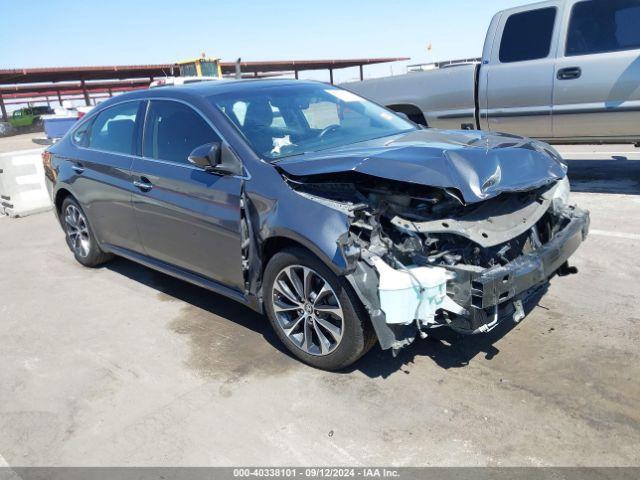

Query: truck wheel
[263,247,376,371]
[61,197,112,267]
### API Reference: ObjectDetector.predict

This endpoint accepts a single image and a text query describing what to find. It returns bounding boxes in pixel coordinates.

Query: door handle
[133,177,153,192]
[557,67,582,80]
[72,163,85,174]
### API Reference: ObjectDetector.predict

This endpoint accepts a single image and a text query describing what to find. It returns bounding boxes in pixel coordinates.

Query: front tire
[263,247,376,371]
[61,197,112,267]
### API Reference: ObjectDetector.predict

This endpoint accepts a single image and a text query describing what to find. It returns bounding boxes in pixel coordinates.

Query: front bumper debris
[463,205,589,310]
[347,204,590,350]
[441,205,589,334]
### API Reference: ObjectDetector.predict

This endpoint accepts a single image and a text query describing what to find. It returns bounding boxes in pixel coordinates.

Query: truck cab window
[566,0,640,56]
[499,7,557,63]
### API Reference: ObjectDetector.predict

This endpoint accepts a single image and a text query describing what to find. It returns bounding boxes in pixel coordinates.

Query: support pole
[329,68,334,85]
[81,80,90,106]
[108,88,113,98]
[57,90,63,106]
[235,58,242,79]
[294,69,299,80]
[0,93,7,122]
[359,64,364,81]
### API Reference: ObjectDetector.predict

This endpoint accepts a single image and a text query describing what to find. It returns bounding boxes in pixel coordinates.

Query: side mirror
[188,142,243,176]
[188,142,221,171]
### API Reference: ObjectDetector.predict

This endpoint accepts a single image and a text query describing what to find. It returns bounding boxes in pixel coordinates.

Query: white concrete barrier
[0,148,53,218]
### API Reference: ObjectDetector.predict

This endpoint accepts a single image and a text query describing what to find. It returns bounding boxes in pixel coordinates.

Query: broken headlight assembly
[553,176,571,205]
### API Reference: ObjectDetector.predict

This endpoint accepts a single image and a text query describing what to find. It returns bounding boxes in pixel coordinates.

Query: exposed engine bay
[284,171,590,352]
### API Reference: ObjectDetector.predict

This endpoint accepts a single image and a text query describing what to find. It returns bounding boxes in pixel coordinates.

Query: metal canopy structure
[0,80,151,110]
[0,57,409,121]
[0,64,177,85]
[1,80,150,97]
[220,57,410,81]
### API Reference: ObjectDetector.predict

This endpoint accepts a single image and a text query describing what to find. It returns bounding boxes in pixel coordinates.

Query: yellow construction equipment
[177,56,222,78]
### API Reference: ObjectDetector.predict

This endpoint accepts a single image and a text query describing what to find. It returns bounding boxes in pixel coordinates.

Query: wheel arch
[261,235,335,275]
[387,104,428,126]
[256,233,355,306]
[54,187,74,214]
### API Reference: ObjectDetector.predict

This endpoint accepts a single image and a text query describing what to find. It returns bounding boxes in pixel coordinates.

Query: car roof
[170,78,322,95]
[88,78,335,118]
[110,78,325,103]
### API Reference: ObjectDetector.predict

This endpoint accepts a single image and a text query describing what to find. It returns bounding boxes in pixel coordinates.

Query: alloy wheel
[271,265,344,356]
[64,204,91,258]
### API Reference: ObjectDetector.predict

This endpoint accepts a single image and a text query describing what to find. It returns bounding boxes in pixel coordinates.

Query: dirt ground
[0,132,47,153]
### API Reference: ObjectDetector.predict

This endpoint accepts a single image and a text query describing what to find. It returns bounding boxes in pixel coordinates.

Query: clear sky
[2,0,533,83]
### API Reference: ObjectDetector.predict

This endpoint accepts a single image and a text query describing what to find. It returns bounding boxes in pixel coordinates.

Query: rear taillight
[42,150,56,181]
[42,150,52,169]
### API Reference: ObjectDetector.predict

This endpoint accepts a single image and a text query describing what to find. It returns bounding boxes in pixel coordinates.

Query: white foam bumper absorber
[371,256,450,325]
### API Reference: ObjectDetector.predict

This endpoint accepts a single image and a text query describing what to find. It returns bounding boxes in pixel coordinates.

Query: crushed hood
[277,129,568,204]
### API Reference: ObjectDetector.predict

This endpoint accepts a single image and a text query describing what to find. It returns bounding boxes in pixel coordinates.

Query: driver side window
[143,100,220,164]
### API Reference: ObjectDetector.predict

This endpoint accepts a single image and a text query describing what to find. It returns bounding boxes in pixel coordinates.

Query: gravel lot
[0,144,638,466]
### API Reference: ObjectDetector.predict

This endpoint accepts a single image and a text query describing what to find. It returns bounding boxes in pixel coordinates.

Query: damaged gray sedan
[44,80,589,370]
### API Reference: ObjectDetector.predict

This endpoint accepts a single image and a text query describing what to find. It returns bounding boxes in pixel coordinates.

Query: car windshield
[209,83,416,160]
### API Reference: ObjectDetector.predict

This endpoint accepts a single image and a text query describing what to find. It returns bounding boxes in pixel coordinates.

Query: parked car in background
[9,106,54,129]
[43,80,588,370]
[345,0,640,145]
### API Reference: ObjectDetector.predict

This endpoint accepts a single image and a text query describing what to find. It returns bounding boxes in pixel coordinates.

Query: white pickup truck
[345,0,640,144]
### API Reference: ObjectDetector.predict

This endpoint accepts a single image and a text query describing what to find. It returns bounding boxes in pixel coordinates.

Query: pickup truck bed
[346,64,479,131]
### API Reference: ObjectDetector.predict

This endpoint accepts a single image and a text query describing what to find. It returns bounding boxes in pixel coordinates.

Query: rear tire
[61,197,112,267]
[263,247,376,371]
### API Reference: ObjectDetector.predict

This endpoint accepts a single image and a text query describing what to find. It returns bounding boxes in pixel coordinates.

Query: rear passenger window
[499,8,557,63]
[72,121,91,147]
[566,0,640,56]
[88,102,140,155]
[143,101,219,164]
